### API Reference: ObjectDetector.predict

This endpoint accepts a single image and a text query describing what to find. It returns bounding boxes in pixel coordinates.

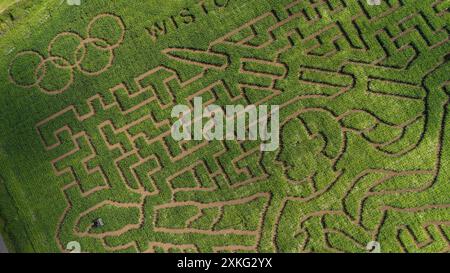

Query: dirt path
[0,234,8,253]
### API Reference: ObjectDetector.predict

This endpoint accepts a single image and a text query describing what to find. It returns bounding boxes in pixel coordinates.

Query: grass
[0,0,18,13]
[0,0,449,253]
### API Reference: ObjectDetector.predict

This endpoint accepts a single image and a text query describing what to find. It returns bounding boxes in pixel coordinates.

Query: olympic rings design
[9,14,125,95]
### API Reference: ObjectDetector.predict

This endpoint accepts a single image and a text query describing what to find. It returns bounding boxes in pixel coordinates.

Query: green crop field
[0,0,449,253]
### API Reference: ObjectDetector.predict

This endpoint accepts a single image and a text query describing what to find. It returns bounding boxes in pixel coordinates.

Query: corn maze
[0,0,449,253]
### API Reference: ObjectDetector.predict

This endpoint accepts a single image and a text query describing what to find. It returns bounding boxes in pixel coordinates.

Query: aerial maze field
[0,0,449,253]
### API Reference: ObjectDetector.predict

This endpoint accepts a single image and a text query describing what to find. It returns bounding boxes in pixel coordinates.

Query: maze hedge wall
[0,0,449,253]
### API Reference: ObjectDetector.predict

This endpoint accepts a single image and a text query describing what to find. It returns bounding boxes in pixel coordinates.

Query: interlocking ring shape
[9,14,125,95]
